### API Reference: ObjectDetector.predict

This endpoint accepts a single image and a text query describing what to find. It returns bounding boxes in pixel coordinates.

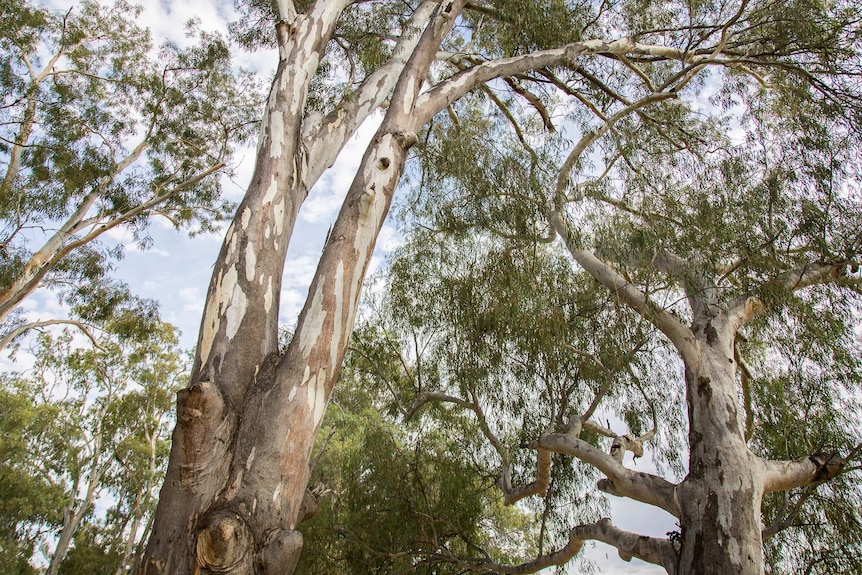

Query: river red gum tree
[527,221,850,574]
[140,1,861,574]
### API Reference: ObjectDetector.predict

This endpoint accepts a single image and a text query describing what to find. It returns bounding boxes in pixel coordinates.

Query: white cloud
[222,144,258,200]
[375,221,402,253]
[278,252,321,323]
[283,253,320,290]
[279,288,306,326]
[137,0,234,48]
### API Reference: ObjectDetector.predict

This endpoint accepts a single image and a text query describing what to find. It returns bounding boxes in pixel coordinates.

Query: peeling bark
[535,433,680,517]
[676,338,764,575]
[540,204,851,573]
[141,9,336,566]
[142,3,466,574]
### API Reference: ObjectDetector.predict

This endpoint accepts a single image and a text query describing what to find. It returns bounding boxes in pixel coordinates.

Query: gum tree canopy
[0,0,259,345]
[143,1,862,574]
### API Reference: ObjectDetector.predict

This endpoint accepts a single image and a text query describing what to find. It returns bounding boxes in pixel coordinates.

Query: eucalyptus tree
[294,348,537,575]
[0,0,260,342]
[0,318,184,575]
[386,6,862,574]
[142,1,862,574]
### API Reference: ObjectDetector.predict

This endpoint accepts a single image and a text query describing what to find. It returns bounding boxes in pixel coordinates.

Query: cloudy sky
[20,1,675,572]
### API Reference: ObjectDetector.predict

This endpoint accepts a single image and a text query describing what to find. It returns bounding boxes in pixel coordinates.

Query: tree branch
[471,518,676,574]
[548,210,699,364]
[304,1,438,184]
[504,76,554,131]
[0,160,224,323]
[403,389,550,506]
[403,391,475,420]
[0,319,105,353]
[572,518,677,571]
[761,452,844,493]
[533,433,680,516]
[734,337,755,442]
[554,92,676,201]
[728,260,850,328]
[762,488,814,540]
[415,38,677,128]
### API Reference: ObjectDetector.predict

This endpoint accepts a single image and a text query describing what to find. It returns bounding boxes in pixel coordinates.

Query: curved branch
[414,38,678,128]
[581,419,617,438]
[734,338,755,442]
[549,211,699,364]
[404,389,550,506]
[504,76,554,131]
[480,84,530,147]
[534,433,680,517]
[762,488,813,540]
[554,92,676,201]
[403,391,475,420]
[728,260,850,329]
[304,1,438,183]
[572,518,677,572]
[473,518,676,574]
[500,449,551,506]
[0,137,166,323]
[474,528,584,574]
[0,319,105,353]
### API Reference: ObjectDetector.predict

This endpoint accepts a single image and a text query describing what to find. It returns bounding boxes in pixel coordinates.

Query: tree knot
[196,510,251,573]
[810,452,844,482]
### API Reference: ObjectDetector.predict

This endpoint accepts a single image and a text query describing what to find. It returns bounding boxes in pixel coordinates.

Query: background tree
[0,375,65,575]
[361,1,862,568]
[140,1,862,574]
[296,352,537,575]
[0,318,184,575]
[0,0,261,343]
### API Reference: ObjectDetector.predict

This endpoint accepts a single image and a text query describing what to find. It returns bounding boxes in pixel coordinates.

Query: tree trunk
[45,507,78,575]
[140,10,340,572]
[140,3,464,573]
[676,324,764,575]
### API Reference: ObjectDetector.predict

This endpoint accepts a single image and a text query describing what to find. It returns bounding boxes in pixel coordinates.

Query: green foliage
[0,377,66,573]
[0,318,185,573]
[469,0,591,57]
[298,366,538,575]
[0,0,262,330]
[306,224,690,568]
[57,522,123,575]
[747,287,862,574]
[354,0,862,569]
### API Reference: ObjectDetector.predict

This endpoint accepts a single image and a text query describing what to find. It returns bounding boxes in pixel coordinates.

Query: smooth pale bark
[675,331,764,575]
[141,3,465,574]
[543,209,847,574]
[531,292,836,574]
[535,433,680,516]
[142,7,350,573]
[46,423,108,575]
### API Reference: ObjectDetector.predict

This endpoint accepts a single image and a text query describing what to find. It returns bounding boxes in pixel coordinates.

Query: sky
[13,1,675,572]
